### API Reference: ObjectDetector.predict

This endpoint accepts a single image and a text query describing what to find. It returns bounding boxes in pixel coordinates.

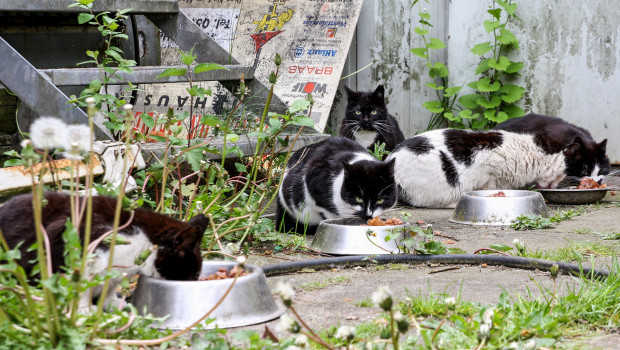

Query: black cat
[494,113,609,183]
[0,192,208,311]
[276,137,398,234]
[339,85,405,156]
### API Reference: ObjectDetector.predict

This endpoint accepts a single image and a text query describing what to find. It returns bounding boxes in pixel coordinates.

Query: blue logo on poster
[294,46,305,58]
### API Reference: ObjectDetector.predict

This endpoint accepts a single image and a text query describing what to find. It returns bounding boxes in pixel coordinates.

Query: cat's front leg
[102,280,125,311]
[78,292,95,314]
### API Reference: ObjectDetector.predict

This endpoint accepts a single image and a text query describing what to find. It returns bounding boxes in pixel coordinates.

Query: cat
[0,192,208,311]
[339,85,405,156]
[494,113,609,183]
[387,129,584,208]
[276,137,398,234]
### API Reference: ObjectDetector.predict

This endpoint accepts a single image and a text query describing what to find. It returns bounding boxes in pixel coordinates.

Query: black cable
[261,254,610,280]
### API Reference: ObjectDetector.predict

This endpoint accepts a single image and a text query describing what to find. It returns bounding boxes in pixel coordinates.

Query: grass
[300,275,351,291]
[354,298,373,308]
[545,241,616,262]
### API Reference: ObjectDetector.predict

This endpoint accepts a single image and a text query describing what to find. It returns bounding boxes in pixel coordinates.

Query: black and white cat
[0,192,208,311]
[494,113,610,183]
[276,137,398,234]
[339,85,405,155]
[387,129,585,208]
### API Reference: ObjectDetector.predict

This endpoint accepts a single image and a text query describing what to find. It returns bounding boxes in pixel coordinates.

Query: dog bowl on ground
[310,217,408,255]
[450,190,548,226]
[537,188,608,205]
[132,261,283,330]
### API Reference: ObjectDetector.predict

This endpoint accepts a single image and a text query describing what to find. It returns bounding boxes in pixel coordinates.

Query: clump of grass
[300,276,351,291]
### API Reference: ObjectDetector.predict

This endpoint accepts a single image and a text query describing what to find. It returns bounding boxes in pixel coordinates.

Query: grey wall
[331,0,620,163]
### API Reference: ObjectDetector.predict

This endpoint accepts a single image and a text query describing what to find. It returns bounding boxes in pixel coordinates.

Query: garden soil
[241,174,620,349]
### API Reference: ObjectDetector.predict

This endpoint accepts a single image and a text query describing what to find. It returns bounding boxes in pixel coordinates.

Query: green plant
[383,224,466,254]
[411,0,525,130]
[511,209,581,230]
[300,276,351,292]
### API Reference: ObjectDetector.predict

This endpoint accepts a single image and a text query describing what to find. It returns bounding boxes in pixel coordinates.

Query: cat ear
[384,158,396,175]
[344,85,354,96]
[188,214,209,233]
[598,139,607,154]
[563,137,584,157]
[373,85,385,99]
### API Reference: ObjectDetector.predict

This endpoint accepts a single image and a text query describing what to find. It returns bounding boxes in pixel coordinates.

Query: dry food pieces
[199,265,248,281]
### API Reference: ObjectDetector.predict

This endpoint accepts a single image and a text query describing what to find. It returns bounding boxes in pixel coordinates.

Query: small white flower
[445,297,456,306]
[478,323,491,339]
[277,313,300,333]
[513,238,521,245]
[65,124,92,152]
[20,139,32,149]
[123,103,134,112]
[372,286,393,310]
[335,325,356,341]
[507,342,519,350]
[30,117,68,150]
[286,346,302,350]
[482,308,494,325]
[85,97,96,105]
[294,334,309,348]
[195,201,203,211]
[236,256,247,266]
[523,339,537,350]
[393,311,404,322]
[275,281,295,305]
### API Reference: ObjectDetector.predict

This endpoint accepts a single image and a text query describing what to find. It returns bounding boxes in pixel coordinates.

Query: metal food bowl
[450,190,548,226]
[132,261,284,330]
[310,217,408,255]
[537,188,608,205]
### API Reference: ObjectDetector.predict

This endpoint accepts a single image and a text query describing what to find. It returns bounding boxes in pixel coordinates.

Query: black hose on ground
[261,254,610,280]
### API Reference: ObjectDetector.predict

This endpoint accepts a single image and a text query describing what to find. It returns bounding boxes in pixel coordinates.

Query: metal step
[0,0,178,14]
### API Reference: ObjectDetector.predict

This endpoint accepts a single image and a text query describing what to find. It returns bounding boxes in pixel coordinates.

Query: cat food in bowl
[450,190,548,226]
[310,217,408,255]
[132,261,284,330]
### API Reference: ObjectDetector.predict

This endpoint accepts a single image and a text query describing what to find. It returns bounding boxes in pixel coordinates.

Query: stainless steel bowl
[537,188,608,205]
[310,217,408,255]
[132,261,284,330]
[450,190,548,226]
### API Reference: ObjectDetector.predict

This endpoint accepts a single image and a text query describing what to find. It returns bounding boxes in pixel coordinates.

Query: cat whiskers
[373,121,394,141]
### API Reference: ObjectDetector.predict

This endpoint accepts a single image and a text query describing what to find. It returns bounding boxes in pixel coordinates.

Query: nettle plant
[411,0,525,130]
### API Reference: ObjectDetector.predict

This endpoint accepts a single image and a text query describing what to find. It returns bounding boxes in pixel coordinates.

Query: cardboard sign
[131,0,362,139]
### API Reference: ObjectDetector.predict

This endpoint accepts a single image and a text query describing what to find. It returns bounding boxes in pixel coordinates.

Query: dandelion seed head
[335,325,355,341]
[30,117,68,150]
[65,124,92,152]
[275,281,295,305]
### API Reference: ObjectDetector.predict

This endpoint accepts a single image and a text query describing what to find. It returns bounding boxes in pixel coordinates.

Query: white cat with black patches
[276,137,398,234]
[387,129,588,208]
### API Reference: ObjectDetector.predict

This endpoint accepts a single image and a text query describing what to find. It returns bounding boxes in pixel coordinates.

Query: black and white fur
[276,137,398,234]
[339,85,405,155]
[387,129,582,208]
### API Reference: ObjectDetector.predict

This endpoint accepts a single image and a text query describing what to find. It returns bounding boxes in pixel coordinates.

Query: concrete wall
[331,0,620,163]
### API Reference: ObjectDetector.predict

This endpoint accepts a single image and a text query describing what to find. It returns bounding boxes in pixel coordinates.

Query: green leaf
[426,83,444,90]
[488,56,511,71]
[149,135,168,143]
[141,113,155,128]
[3,159,25,167]
[444,86,462,97]
[490,243,514,252]
[476,78,501,92]
[458,109,479,119]
[423,101,444,113]
[506,61,523,73]
[194,63,227,74]
[200,115,224,127]
[235,162,248,173]
[429,62,449,78]
[105,49,123,62]
[414,27,429,35]
[427,38,447,50]
[288,99,311,114]
[410,47,427,58]
[443,112,459,121]
[158,67,187,78]
[268,117,282,132]
[184,147,204,172]
[497,0,517,16]
[77,13,94,24]
[475,59,491,74]
[88,79,102,92]
[471,42,492,56]
[476,95,502,108]
[471,118,489,130]
[420,12,431,20]
[484,109,508,123]
[499,84,525,103]
[180,49,196,66]
[484,20,501,33]
[459,94,480,109]
[487,8,502,20]
[497,28,518,48]
[225,133,239,142]
[503,104,525,118]
[448,248,467,254]
[291,116,315,127]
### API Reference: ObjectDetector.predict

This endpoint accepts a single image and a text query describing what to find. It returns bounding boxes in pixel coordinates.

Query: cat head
[344,85,390,132]
[340,158,397,220]
[563,137,610,183]
[154,215,208,281]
